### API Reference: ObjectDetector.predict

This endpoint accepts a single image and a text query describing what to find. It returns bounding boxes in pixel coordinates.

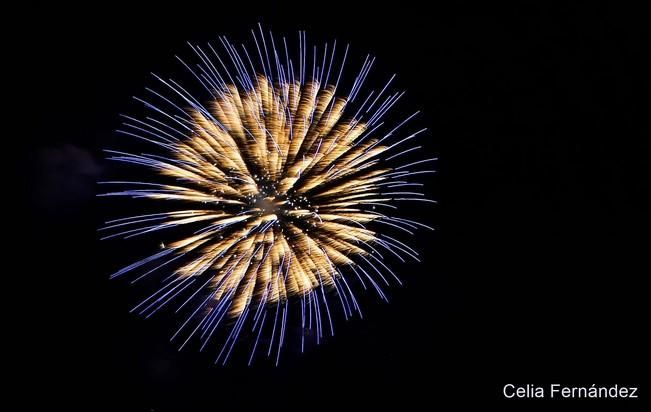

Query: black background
[26,1,647,410]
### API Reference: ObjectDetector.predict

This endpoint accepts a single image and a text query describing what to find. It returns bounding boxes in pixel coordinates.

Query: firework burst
[101,25,435,364]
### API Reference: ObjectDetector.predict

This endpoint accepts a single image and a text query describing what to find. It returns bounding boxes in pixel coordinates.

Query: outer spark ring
[102,25,435,364]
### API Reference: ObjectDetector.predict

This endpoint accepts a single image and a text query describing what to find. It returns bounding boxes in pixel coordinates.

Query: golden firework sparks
[102,26,435,364]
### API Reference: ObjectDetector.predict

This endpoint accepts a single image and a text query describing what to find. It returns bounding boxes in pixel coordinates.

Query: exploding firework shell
[102,27,435,364]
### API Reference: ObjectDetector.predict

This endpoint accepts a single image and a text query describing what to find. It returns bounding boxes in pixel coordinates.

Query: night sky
[26,1,646,409]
